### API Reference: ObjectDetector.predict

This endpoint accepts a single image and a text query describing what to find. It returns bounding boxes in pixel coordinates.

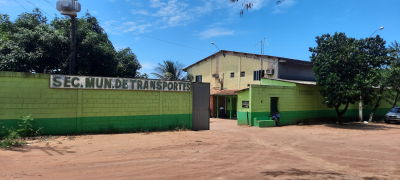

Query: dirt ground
[1,118,400,180]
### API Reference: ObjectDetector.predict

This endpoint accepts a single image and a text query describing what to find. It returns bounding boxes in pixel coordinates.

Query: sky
[1,0,400,78]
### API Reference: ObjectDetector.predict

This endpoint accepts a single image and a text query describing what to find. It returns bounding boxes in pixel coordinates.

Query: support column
[76,89,82,133]
[217,95,219,118]
[230,96,232,119]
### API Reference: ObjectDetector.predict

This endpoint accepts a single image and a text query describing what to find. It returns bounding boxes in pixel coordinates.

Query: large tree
[0,9,144,78]
[310,32,391,124]
[386,41,400,108]
[359,37,395,122]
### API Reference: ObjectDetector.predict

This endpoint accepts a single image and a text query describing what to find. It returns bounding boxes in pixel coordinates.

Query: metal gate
[192,83,210,130]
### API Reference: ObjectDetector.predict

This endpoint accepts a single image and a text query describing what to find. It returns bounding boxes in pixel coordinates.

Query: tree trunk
[393,91,399,108]
[335,102,350,125]
[368,98,381,123]
[369,87,385,122]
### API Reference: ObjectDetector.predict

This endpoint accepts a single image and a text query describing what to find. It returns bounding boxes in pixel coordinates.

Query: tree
[0,9,68,73]
[386,41,400,108]
[114,47,142,78]
[310,32,391,124]
[151,61,186,80]
[359,37,395,122]
[1,9,145,78]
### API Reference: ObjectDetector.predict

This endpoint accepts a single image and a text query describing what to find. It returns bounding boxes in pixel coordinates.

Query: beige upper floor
[184,51,280,90]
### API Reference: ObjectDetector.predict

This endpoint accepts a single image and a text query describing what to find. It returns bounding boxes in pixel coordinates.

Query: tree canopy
[309,32,394,124]
[0,9,146,78]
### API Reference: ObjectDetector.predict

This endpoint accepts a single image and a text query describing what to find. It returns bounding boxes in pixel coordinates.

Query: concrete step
[256,120,276,127]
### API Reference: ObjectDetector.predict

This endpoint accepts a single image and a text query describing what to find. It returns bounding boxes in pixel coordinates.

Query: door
[192,83,210,130]
[270,97,278,115]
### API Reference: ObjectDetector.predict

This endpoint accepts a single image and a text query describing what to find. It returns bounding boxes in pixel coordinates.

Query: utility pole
[69,16,76,75]
[359,26,384,122]
[57,0,81,75]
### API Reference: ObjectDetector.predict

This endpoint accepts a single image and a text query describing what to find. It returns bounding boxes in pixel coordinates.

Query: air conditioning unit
[212,74,219,78]
[266,69,274,75]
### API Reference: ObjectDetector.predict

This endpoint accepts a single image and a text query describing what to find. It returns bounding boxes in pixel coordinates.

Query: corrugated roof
[263,78,317,85]
[210,89,241,96]
[183,50,313,71]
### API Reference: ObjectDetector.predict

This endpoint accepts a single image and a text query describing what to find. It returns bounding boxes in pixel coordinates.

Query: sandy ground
[1,118,400,180]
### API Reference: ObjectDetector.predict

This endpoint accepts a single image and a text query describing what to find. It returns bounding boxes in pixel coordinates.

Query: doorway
[270,97,278,115]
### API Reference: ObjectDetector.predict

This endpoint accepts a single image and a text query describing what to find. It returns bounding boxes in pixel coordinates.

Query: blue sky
[1,0,399,78]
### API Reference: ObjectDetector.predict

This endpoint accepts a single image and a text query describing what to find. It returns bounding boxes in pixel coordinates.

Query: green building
[236,78,393,127]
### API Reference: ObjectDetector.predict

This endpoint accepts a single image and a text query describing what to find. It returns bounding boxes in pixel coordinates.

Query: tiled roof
[210,89,241,96]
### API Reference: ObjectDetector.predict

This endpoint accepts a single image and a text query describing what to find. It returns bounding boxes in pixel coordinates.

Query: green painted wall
[226,97,237,118]
[237,90,250,125]
[0,72,193,135]
[237,83,393,126]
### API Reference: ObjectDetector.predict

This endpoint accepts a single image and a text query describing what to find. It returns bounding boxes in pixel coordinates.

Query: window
[230,72,234,78]
[195,75,202,82]
[242,101,249,108]
[240,71,245,77]
[253,70,265,81]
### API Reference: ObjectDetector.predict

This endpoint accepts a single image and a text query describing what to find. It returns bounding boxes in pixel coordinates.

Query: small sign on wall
[50,75,191,92]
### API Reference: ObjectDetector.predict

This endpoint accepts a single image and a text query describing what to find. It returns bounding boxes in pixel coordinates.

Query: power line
[43,0,56,9]
[13,0,28,12]
[24,0,54,18]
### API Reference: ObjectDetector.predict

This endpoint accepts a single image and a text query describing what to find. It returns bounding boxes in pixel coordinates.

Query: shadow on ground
[324,122,400,131]
[261,168,344,178]
[8,145,76,156]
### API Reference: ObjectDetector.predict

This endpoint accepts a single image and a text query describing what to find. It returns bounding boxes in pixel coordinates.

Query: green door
[270,97,278,115]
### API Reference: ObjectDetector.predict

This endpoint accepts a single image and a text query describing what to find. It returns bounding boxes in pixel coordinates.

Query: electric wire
[13,0,28,12]
[24,0,54,18]
[43,0,57,9]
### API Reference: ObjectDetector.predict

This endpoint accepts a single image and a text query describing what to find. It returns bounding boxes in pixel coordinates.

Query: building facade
[183,50,315,90]
[184,50,315,119]
[236,78,392,127]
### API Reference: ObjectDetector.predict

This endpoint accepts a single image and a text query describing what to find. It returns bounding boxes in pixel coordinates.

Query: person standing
[219,106,225,118]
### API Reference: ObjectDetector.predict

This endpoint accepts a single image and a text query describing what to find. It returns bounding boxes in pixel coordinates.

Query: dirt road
[1,118,400,180]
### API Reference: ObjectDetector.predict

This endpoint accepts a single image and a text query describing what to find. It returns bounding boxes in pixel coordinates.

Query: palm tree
[151,61,186,80]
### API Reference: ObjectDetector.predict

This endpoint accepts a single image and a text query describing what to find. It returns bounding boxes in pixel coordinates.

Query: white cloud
[108,0,278,35]
[132,10,149,15]
[150,0,166,8]
[199,28,235,39]
[271,0,296,14]
[140,61,157,75]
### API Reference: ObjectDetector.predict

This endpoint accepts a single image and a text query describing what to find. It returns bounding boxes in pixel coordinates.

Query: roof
[210,89,241,96]
[183,50,313,71]
[263,78,317,85]
[234,88,249,93]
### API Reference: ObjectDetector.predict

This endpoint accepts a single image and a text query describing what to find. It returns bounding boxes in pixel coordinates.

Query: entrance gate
[192,83,210,130]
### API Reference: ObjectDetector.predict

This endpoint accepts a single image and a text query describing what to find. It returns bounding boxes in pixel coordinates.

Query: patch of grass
[0,115,43,149]
[0,128,26,149]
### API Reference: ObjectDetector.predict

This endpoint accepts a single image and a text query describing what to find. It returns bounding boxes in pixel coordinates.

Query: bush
[18,115,43,138]
[0,115,43,149]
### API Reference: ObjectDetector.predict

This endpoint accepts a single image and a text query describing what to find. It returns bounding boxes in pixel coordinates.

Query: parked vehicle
[384,107,400,123]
